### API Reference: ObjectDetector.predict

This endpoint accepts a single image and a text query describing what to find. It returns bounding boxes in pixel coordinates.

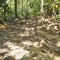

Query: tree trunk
[14,0,17,18]
[41,0,44,15]
[22,0,23,11]
[25,0,28,19]
[3,0,6,20]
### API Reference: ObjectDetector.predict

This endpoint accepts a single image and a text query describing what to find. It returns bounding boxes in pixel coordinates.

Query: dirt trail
[0,18,60,60]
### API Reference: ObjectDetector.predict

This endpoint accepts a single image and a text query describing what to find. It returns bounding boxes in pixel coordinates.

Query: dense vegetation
[0,0,60,20]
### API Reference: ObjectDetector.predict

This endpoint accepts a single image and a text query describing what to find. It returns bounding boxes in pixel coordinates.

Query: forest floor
[0,17,60,60]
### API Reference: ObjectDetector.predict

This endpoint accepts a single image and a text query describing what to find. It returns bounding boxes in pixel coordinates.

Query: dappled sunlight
[0,0,60,60]
[21,41,39,47]
[0,24,5,29]
[56,41,60,47]
[3,42,29,60]
[0,18,60,60]
[54,56,60,60]
[5,49,29,60]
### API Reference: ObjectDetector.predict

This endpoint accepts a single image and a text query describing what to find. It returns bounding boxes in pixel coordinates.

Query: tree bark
[3,0,6,20]
[14,0,17,18]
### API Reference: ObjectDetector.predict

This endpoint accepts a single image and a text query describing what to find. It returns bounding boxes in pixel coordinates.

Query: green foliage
[44,0,60,16]
[0,0,60,20]
[55,15,60,20]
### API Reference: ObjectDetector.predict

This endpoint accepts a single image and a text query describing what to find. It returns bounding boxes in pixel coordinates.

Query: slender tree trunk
[41,0,44,15]
[25,0,28,19]
[21,0,24,17]
[10,0,11,17]
[3,0,6,20]
[22,0,23,11]
[14,0,17,18]
[52,6,55,16]
[59,5,60,15]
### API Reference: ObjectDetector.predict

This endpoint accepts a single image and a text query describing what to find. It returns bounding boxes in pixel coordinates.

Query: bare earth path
[0,18,60,60]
